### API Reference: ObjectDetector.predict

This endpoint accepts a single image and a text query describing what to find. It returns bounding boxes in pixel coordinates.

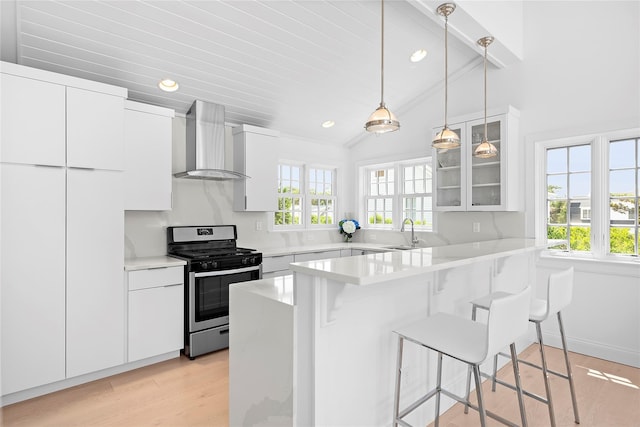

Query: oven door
[188,265,261,333]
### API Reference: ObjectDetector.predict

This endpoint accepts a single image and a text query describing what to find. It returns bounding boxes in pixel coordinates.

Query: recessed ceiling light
[410,49,427,63]
[158,78,179,92]
[322,120,335,128]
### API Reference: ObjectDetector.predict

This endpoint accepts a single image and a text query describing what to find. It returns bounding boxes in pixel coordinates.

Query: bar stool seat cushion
[472,292,550,322]
[395,312,489,365]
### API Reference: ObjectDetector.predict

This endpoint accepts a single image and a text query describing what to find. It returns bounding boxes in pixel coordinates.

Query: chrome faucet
[401,218,419,248]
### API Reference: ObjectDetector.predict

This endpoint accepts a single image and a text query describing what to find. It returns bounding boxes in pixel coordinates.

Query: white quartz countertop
[124,256,186,271]
[289,238,546,286]
[231,275,294,306]
[258,242,391,257]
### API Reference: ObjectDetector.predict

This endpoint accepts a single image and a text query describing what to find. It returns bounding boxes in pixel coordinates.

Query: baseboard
[540,331,640,368]
[1,351,180,407]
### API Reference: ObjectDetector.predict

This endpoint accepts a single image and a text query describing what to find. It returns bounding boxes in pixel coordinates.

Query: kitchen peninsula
[229,238,546,426]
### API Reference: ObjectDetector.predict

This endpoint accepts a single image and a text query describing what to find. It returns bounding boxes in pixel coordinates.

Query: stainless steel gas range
[167,225,262,359]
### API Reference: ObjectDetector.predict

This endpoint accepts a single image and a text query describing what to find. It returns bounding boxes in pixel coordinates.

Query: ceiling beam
[408,0,524,68]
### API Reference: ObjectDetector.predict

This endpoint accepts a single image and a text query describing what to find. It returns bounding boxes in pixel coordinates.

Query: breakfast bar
[229,238,546,426]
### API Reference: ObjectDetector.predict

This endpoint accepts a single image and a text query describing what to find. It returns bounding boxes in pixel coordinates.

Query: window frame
[273,161,338,231]
[534,128,640,262]
[361,157,434,232]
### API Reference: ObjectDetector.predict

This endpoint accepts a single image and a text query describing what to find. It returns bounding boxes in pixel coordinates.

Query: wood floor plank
[2,346,638,426]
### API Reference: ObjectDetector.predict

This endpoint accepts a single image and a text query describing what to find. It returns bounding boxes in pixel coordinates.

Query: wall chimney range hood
[174,100,249,180]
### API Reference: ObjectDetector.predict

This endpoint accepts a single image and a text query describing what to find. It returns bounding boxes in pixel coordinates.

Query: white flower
[342,220,356,234]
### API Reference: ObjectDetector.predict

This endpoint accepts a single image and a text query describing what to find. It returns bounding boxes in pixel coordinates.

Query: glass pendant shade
[432,126,460,149]
[474,139,498,158]
[365,0,399,134]
[365,103,400,134]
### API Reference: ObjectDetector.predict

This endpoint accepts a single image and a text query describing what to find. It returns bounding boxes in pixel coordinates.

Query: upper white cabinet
[124,100,174,210]
[67,87,125,170]
[233,124,279,211]
[0,72,66,166]
[433,106,521,211]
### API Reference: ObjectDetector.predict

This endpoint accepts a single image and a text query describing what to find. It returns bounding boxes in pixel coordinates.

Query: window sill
[538,252,640,277]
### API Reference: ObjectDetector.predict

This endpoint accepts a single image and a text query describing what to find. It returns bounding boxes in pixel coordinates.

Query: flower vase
[344,235,352,243]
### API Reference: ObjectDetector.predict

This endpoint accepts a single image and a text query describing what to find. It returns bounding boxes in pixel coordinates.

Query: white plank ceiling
[1,0,482,145]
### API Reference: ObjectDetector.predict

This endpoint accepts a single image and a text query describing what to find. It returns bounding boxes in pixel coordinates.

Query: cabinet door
[124,106,172,210]
[67,87,124,171]
[1,163,66,394]
[0,73,66,166]
[467,117,504,210]
[66,168,124,378]
[433,124,465,211]
[128,283,184,362]
[294,250,341,262]
[233,130,277,211]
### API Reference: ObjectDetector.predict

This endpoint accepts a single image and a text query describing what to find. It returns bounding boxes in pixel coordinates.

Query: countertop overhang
[289,238,546,286]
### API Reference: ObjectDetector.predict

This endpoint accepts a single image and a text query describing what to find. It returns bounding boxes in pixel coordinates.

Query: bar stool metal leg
[435,352,443,427]
[463,305,477,415]
[510,343,528,427]
[558,312,580,424]
[536,321,557,427]
[473,364,488,427]
[393,335,404,427]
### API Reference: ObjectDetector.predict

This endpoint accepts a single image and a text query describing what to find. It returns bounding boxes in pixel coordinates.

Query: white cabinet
[433,106,520,211]
[124,100,174,210]
[66,168,124,378]
[262,255,295,279]
[66,87,125,171]
[0,61,127,392]
[0,72,66,166]
[233,124,279,211]
[0,163,66,395]
[295,250,342,262]
[127,267,184,362]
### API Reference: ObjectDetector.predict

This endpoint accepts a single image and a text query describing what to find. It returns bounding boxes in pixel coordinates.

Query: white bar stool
[464,267,580,426]
[393,287,531,427]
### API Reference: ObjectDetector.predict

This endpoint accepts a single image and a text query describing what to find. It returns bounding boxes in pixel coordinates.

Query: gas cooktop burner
[171,247,257,260]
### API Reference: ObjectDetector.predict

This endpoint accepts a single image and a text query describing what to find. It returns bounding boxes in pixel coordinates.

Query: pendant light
[432,3,459,149]
[365,0,400,134]
[474,36,498,158]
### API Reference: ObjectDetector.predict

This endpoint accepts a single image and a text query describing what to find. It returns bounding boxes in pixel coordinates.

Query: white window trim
[534,128,640,262]
[359,156,434,232]
[272,161,338,231]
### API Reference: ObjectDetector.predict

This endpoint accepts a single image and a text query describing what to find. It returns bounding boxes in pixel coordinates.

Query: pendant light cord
[380,0,385,107]
[443,13,449,128]
[483,41,488,141]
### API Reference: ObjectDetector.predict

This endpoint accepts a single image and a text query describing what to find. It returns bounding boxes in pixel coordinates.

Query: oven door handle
[193,265,261,278]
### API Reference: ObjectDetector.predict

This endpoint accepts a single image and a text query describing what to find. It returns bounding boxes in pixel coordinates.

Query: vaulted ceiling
[1,0,510,145]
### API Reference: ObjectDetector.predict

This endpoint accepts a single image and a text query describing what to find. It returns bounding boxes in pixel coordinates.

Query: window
[308,167,336,226]
[274,163,337,229]
[363,159,433,231]
[536,130,639,259]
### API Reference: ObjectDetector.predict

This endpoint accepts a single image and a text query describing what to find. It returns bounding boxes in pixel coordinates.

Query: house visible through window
[363,159,433,231]
[537,131,639,259]
[275,163,337,229]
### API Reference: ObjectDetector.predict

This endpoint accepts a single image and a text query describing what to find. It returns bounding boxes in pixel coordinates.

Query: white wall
[124,117,351,258]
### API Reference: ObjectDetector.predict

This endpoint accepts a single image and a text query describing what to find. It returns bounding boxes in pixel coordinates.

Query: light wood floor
[1,345,638,427]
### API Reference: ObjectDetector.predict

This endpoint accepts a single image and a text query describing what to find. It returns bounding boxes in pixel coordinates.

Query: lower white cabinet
[294,250,342,262]
[262,255,295,279]
[127,267,184,362]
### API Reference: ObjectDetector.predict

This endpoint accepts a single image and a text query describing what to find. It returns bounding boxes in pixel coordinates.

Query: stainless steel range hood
[174,100,249,180]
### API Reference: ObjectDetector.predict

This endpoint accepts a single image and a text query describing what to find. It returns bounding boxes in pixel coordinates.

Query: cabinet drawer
[262,255,294,273]
[294,250,341,262]
[128,266,184,291]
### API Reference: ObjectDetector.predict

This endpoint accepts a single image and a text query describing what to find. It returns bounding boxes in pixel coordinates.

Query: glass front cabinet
[433,106,521,211]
